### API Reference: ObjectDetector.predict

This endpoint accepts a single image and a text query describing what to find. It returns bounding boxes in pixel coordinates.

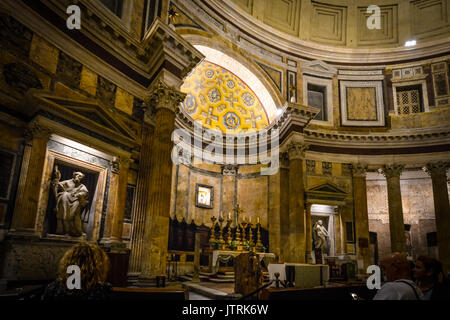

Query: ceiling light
[404,40,416,47]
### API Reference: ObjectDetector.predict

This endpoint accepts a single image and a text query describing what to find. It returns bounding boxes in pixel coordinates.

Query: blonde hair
[58,242,110,292]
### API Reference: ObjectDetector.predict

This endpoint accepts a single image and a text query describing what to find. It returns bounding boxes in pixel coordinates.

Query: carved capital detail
[351,163,368,178]
[379,164,404,179]
[287,142,308,160]
[221,164,238,176]
[110,157,131,174]
[23,122,52,144]
[424,162,448,178]
[148,80,186,113]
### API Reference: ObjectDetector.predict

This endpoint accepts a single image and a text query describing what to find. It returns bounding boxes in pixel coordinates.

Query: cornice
[303,126,450,149]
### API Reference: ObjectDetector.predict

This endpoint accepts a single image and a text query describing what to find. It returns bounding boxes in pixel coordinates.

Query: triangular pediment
[307,182,347,195]
[301,60,337,76]
[26,91,139,147]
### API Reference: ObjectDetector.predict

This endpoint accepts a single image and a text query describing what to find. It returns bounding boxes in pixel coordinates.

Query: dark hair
[416,256,443,284]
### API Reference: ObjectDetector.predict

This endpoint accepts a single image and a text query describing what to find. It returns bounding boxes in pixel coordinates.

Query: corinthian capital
[351,163,368,178]
[424,162,448,178]
[379,164,404,179]
[287,142,308,160]
[23,122,52,144]
[148,79,186,113]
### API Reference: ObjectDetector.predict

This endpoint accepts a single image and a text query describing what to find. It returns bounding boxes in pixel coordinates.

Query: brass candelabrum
[255,221,265,252]
[241,221,248,245]
[209,216,217,245]
[217,216,225,249]
[226,217,232,246]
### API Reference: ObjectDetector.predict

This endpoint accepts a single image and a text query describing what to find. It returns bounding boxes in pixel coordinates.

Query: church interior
[0,0,449,301]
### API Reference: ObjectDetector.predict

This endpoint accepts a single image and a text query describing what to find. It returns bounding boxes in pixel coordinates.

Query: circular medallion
[223,112,240,130]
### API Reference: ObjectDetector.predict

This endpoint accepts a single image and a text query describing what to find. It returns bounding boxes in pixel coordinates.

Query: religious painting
[195,184,213,209]
[340,81,385,126]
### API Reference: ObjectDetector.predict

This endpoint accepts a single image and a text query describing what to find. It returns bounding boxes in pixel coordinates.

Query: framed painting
[195,184,213,209]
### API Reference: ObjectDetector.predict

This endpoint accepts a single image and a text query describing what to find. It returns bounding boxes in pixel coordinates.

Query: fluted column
[279,153,290,263]
[351,163,371,272]
[425,162,450,272]
[139,80,185,280]
[128,123,155,276]
[11,122,51,233]
[380,164,406,253]
[287,142,308,263]
[305,202,312,263]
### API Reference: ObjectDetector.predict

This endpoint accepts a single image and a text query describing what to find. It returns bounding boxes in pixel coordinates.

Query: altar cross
[233,203,244,227]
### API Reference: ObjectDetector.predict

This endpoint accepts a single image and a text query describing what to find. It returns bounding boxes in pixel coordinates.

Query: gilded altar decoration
[181,61,269,133]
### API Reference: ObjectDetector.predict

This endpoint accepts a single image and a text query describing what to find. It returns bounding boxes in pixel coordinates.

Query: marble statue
[313,220,329,252]
[52,167,88,237]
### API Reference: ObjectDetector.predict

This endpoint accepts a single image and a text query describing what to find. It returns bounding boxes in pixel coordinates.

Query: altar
[211,250,276,272]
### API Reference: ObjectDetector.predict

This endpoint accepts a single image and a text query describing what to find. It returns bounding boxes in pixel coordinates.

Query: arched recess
[182,34,285,124]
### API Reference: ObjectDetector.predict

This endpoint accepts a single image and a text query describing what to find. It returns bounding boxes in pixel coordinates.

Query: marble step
[216,274,235,279]
[209,277,235,283]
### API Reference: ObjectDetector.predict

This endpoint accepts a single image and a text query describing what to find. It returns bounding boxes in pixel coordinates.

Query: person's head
[318,220,323,226]
[58,242,109,292]
[413,256,443,284]
[72,172,85,184]
[380,252,411,282]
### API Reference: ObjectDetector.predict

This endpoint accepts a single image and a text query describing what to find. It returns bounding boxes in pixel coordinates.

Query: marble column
[11,122,51,233]
[139,80,185,281]
[128,123,155,276]
[287,142,308,263]
[425,162,450,272]
[305,203,312,263]
[380,164,406,253]
[351,163,371,272]
[279,153,290,263]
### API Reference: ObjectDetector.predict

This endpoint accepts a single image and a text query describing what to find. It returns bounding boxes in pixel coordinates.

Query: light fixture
[404,40,416,47]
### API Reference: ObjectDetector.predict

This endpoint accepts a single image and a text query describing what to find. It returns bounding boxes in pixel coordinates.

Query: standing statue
[52,166,89,237]
[313,220,329,252]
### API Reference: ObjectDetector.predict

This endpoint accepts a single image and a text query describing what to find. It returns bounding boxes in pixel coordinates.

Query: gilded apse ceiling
[181,60,269,134]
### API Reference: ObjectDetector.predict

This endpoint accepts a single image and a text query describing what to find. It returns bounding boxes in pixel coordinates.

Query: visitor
[413,256,450,300]
[42,242,112,300]
[373,252,424,300]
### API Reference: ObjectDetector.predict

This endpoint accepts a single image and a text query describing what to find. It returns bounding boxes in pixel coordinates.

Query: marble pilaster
[11,122,51,233]
[351,163,371,272]
[424,162,450,272]
[380,164,406,253]
[128,123,154,276]
[287,142,308,263]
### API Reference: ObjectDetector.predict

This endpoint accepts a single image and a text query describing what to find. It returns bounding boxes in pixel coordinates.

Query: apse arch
[180,36,284,124]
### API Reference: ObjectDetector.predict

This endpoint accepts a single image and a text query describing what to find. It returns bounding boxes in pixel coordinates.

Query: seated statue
[52,167,88,237]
